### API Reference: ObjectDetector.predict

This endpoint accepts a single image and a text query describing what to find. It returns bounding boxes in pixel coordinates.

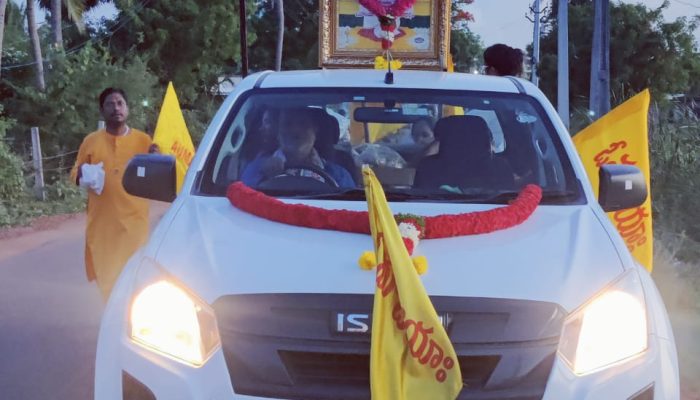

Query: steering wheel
[258,163,340,190]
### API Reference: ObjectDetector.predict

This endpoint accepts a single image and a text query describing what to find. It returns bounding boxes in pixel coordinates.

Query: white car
[96,69,679,399]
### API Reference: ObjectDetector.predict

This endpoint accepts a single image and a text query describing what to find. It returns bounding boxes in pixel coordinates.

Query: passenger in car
[240,108,355,188]
[483,43,524,77]
[411,117,435,147]
[412,117,439,157]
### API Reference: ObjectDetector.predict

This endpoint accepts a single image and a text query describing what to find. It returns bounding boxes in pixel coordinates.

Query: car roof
[255,69,523,93]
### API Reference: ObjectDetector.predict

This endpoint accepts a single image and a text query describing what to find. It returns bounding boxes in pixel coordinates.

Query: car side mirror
[598,164,647,212]
[123,154,177,202]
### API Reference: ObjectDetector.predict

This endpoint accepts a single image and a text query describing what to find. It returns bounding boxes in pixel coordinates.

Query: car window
[198,88,584,205]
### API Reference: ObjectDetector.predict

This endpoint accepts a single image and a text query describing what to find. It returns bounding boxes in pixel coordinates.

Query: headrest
[434,115,492,159]
[307,108,341,158]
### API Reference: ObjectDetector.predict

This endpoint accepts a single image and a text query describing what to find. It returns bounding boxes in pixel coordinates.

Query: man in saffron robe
[71,88,156,299]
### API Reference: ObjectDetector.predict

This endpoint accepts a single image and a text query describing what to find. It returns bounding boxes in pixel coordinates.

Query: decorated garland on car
[227,182,543,272]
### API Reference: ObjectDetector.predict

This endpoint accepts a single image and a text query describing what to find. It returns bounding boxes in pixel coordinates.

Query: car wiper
[284,189,434,202]
[276,189,579,204]
[481,190,579,204]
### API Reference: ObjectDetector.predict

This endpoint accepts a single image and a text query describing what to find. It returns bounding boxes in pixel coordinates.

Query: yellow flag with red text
[363,166,462,400]
[153,82,195,193]
[573,90,653,271]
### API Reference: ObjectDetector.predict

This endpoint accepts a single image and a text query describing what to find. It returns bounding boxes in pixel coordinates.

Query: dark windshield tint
[198,88,584,205]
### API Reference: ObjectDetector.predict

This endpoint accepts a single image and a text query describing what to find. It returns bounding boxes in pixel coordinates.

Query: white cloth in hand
[79,162,105,195]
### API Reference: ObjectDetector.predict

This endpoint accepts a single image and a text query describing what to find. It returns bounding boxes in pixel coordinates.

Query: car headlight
[129,267,220,367]
[558,270,648,375]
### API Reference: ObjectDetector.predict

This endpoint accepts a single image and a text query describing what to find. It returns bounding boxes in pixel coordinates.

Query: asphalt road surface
[0,205,698,400]
[0,203,169,400]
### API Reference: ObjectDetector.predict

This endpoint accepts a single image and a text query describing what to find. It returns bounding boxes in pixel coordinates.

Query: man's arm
[240,155,267,187]
[326,163,356,188]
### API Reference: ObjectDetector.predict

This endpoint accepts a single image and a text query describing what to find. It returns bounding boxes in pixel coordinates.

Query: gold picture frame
[319,0,451,70]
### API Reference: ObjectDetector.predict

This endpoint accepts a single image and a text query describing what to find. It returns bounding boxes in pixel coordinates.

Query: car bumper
[96,264,679,400]
[96,334,678,400]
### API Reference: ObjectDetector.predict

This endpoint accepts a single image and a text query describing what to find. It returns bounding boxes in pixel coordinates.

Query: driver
[240,108,355,188]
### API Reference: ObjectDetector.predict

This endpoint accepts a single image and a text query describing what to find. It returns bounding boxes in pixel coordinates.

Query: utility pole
[589,0,611,119]
[30,127,45,201]
[531,0,542,86]
[275,0,284,71]
[557,0,570,129]
[239,0,249,78]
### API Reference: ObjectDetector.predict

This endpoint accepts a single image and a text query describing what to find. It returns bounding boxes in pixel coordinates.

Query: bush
[649,102,700,251]
[0,108,24,202]
[0,177,86,228]
[3,45,160,157]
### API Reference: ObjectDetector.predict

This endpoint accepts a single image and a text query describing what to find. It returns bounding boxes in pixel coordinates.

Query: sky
[468,0,700,51]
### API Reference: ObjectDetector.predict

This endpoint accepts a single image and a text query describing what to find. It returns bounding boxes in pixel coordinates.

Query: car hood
[154,196,623,312]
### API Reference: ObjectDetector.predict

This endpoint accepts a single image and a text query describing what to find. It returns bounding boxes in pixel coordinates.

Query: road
[0,206,698,400]
[0,204,169,400]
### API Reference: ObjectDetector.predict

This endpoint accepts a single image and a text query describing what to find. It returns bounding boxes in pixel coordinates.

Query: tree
[538,0,700,109]
[108,0,256,137]
[249,0,483,72]
[36,0,104,48]
[47,0,86,48]
[1,1,32,93]
[4,45,159,154]
[26,0,46,91]
[249,0,318,71]
[450,28,482,73]
[450,0,482,73]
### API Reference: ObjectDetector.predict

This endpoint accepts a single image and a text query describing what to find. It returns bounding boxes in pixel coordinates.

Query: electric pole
[589,0,611,119]
[557,0,570,129]
[239,0,249,77]
[531,0,542,86]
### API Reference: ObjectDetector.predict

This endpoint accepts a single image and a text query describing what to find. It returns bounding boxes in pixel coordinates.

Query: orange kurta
[71,129,152,299]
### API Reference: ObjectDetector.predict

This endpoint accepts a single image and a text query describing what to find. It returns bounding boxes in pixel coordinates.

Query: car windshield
[198,88,583,204]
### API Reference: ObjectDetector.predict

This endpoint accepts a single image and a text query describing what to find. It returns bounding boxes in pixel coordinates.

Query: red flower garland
[227,182,543,239]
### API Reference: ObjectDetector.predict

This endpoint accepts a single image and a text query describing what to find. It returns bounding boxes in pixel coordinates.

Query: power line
[1,0,151,71]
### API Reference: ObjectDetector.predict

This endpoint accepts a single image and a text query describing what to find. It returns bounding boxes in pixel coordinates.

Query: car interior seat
[414,115,514,191]
[216,127,243,185]
[310,108,360,184]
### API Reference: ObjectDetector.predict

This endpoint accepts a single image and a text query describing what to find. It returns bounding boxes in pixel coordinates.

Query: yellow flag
[363,166,462,400]
[153,82,195,193]
[573,90,653,271]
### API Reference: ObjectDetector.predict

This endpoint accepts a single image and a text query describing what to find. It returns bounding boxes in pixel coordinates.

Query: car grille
[212,294,566,400]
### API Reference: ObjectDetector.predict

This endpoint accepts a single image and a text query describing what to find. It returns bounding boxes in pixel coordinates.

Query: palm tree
[0,0,8,81]
[45,0,86,48]
[275,0,283,71]
[26,0,46,91]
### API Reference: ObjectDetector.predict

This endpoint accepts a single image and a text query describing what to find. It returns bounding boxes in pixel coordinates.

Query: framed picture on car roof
[319,0,451,70]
